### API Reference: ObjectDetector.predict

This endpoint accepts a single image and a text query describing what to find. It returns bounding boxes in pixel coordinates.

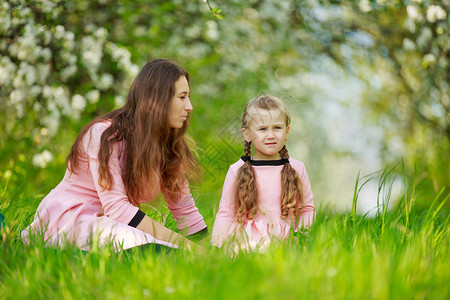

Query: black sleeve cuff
[128,209,146,228]
[186,227,209,242]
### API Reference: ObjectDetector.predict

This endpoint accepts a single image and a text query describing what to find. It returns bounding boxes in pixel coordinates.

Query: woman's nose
[185,98,193,112]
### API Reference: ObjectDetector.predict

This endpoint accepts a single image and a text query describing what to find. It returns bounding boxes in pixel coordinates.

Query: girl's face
[242,108,290,160]
[168,76,192,129]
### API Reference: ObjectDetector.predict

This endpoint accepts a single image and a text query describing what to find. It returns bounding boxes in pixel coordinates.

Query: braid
[244,140,252,156]
[234,140,258,222]
[279,146,304,219]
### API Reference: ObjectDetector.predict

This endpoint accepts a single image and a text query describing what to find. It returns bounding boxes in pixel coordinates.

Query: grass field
[1,174,449,299]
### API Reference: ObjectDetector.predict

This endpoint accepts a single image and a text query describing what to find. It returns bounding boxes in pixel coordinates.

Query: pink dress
[22,122,207,251]
[211,158,315,253]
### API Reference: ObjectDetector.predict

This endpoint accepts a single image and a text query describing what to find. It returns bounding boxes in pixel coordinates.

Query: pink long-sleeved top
[22,122,206,251]
[211,157,315,252]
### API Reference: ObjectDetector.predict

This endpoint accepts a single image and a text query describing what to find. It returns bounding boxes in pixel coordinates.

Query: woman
[22,59,208,252]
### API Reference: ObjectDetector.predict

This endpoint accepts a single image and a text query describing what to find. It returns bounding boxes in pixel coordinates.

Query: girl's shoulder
[228,158,245,172]
[287,157,307,174]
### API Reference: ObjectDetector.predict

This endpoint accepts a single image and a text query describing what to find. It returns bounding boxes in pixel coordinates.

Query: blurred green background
[1,0,448,219]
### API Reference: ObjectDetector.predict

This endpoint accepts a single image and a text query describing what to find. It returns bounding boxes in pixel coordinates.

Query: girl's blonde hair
[234,95,304,222]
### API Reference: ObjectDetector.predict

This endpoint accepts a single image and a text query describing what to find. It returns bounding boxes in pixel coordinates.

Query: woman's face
[168,76,192,129]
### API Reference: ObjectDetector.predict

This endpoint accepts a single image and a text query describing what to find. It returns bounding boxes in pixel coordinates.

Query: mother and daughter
[22,59,315,253]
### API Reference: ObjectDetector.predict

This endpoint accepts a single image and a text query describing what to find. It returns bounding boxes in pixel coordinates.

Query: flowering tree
[0,0,138,180]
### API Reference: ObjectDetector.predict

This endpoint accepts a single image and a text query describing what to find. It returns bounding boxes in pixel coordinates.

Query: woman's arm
[163,182,207,236]
[136,214,202,250]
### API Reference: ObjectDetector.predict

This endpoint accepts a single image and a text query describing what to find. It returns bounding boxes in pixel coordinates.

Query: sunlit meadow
[1,169,448,299]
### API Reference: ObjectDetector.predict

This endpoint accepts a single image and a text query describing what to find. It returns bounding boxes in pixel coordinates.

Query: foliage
[0,1,448,206]
[0,0,138,184]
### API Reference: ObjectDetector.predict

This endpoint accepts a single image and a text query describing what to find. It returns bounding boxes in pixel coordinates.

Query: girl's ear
[242,128,252,142]
[285,125,290,141]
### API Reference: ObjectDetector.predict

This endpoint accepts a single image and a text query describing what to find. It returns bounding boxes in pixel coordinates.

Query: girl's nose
[185,98,193,112]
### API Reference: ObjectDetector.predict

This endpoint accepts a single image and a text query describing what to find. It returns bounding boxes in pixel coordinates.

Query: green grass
[1,176,449,299]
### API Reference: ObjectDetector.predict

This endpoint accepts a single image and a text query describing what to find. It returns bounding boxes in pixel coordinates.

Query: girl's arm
[295,161,315,230]
[211,165,238,247]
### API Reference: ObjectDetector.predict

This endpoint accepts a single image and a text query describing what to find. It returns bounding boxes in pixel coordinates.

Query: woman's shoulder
[89,120,112,135]
[82,120,113,153]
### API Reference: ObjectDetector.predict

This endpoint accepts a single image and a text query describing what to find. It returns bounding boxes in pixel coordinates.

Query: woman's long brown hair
[234,95,304,222]
[66,59,199,206]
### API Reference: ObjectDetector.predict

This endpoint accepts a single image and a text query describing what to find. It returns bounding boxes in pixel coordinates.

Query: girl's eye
[259,128,266,131]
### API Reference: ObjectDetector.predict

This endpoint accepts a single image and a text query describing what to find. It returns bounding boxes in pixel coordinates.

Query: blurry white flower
[407,5,420,20]
[61,65,78,81]
[404,18,416,33]
[29,85,41,97]
[54,25,65,39]
[205,20,219,41]
[115,95,126,107]
[10,89,25,104]
[40,48,52,62]
[359,0,371,12]
[36,64,50,83]
[94,27,108,39]
[72,94,86,111]
[403,38,416,51]
[422,53,436,66]
[97,73,114,90]
[42,111,60,136]
[426,5,446,23]
[186,25,201,39]
[40,127,49,136]
[0,2,11,33]
[85,89,100,104]
[0,56,17,85]
[32,150,53,168]
[416,27,432,49]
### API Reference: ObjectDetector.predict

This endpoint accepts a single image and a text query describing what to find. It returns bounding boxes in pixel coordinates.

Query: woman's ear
[285,125,290,141]
[242,128,252,142]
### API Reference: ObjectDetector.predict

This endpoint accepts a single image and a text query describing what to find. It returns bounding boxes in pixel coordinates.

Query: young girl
[211,95,315,252]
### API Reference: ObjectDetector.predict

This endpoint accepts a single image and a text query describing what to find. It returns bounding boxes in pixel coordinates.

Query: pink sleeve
[211,166,237,247]
[84,123,139,224]
[294,161,315,230]
[162,182,207,236]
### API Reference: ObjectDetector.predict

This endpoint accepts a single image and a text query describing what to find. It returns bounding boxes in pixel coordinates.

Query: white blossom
[205,20,219,41]
[42,111,60,136]
[0,56,17,86]
[97,73,114,90]
[407,5,420,20]
[72,94,86,111]
[0,2,11,33]
[86,89,100,104]
[115,95,126,107]
[32,150,53,168]
[54,25,66,39]
[61,65,78,81]
[426,5,447,23]
[423,53,436,66]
